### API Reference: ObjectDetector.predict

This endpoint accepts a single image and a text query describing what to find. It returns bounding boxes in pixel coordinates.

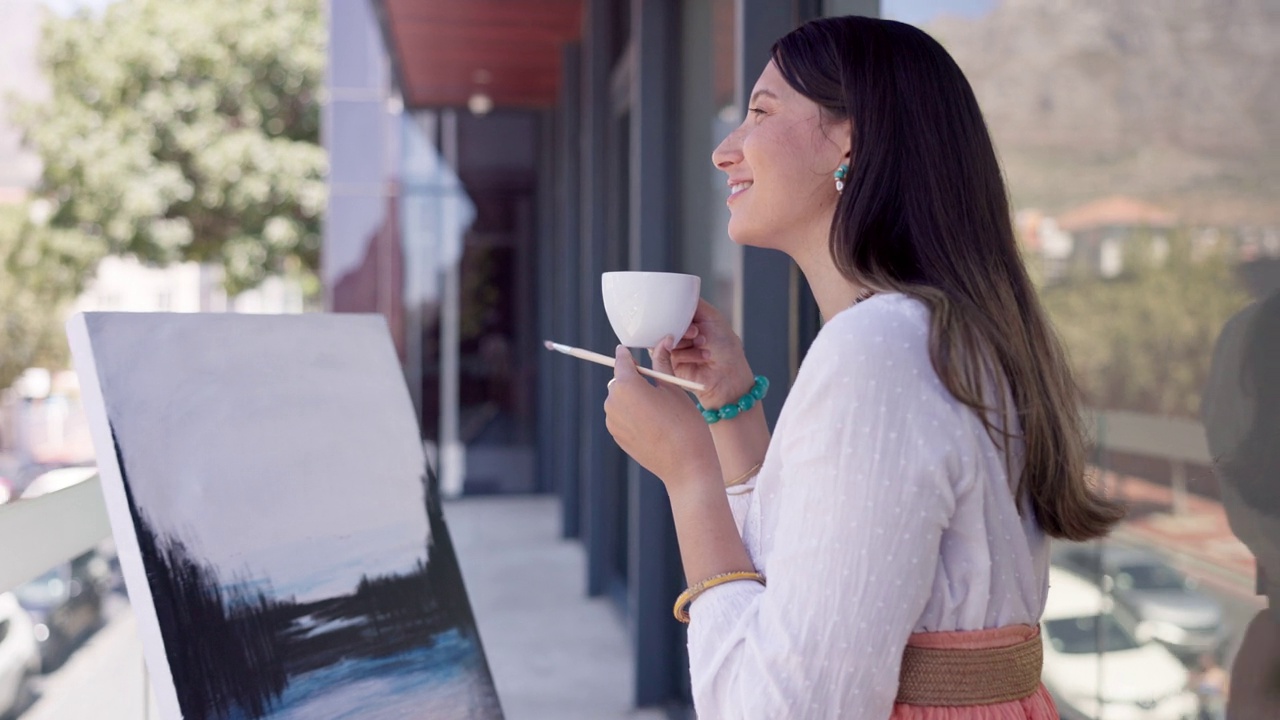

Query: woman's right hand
[652,298,757,410]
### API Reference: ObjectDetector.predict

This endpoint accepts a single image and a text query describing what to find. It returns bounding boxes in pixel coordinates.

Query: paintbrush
[543,340,707,393]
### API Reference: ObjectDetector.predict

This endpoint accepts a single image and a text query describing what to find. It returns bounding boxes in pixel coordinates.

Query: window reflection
[1045,615,1141,655]
[896,0,1279,716]
[1207,287,1280,716]
[1114,564,1189,594]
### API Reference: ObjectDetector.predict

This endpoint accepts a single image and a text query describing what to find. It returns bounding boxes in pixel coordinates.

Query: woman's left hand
[604,341,721,490]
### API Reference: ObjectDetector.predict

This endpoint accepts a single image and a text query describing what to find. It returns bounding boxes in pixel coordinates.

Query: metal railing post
[1171,459,1189,516]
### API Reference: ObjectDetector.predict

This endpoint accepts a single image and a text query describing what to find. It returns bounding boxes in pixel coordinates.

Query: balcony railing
[0,408,1217,596]
[0,408,1223,720]
[1,475,111,594]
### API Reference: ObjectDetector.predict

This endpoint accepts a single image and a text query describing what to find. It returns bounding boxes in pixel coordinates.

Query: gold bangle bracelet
[673,570,766,623]
[724,462,762,489]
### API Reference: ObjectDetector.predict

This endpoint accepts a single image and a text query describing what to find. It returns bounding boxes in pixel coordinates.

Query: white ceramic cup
[601,271,701,348]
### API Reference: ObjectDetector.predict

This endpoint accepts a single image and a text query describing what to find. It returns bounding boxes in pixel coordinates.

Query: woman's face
[712,61,851,251]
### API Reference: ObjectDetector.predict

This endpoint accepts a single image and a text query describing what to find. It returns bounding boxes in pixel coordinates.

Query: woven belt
[895,630,1043,706]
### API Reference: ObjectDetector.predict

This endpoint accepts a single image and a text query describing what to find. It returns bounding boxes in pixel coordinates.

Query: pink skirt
[890,625,1058,720]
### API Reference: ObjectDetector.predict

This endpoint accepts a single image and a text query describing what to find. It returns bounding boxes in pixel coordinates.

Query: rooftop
[1056,195,1178,233]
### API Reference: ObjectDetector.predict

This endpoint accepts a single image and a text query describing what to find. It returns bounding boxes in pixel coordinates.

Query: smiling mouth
[729,181,753,196]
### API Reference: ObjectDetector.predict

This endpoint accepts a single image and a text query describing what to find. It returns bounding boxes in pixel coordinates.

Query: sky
[80,313,433,604]
[881,0,996,25]
[42,0,113,15]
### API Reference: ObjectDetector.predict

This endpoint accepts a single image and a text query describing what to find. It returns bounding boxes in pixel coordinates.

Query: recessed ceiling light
[468,92,494,116]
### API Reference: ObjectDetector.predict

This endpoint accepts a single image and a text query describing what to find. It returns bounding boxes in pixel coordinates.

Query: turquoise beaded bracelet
[696,376,769,424]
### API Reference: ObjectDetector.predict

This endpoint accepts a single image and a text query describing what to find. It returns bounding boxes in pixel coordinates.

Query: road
[16,593,160,720]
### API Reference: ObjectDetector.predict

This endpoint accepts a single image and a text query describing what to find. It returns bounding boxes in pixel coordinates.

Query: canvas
[66,312,504,720]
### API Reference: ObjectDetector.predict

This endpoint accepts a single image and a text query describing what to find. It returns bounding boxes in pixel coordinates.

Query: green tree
[15,0,326,295]
[1040,230,1251,418]
[0,202,91,391]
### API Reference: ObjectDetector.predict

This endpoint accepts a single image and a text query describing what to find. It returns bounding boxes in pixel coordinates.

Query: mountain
[928,0,1280,223]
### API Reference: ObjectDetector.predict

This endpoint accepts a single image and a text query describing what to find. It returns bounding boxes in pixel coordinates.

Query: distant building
[1016,208,1075,282]
[1054,195,1178,279]
[0,256,305,466]
[1023,195,1280,296]
[74,255,306,315]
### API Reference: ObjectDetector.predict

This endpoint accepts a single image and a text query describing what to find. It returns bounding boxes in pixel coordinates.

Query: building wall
[323,0,401,307]
[73,256,305,315]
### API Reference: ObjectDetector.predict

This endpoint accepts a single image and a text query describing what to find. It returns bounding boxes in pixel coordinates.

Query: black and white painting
[67,312,503,720]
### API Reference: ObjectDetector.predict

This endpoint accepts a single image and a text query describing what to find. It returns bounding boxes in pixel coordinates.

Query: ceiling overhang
[379,0,584,110]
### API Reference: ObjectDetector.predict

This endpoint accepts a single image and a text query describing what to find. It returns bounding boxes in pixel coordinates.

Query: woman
[604,16,1124,720]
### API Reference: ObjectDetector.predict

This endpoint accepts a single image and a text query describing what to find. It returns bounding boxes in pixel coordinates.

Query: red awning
[380,0,584,109]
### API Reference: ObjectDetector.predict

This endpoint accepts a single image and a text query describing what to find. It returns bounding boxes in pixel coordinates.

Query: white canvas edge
[66,312,184,720]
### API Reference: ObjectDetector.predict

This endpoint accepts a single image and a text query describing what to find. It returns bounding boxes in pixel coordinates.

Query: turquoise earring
[834,164,849,193]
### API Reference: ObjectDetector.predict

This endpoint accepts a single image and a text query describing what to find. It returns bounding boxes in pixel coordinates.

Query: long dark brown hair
[772,16,1124,540]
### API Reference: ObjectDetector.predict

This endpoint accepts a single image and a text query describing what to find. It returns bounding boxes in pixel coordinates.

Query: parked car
[1054,542,1227,662]
[14,551,107,672]
[0,592,40,718]
[18,465,98,500]
[1042,567,1198,720]
[6,462,80,498]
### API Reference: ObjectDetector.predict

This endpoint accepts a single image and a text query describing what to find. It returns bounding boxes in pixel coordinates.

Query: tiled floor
[445,494,668,720]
